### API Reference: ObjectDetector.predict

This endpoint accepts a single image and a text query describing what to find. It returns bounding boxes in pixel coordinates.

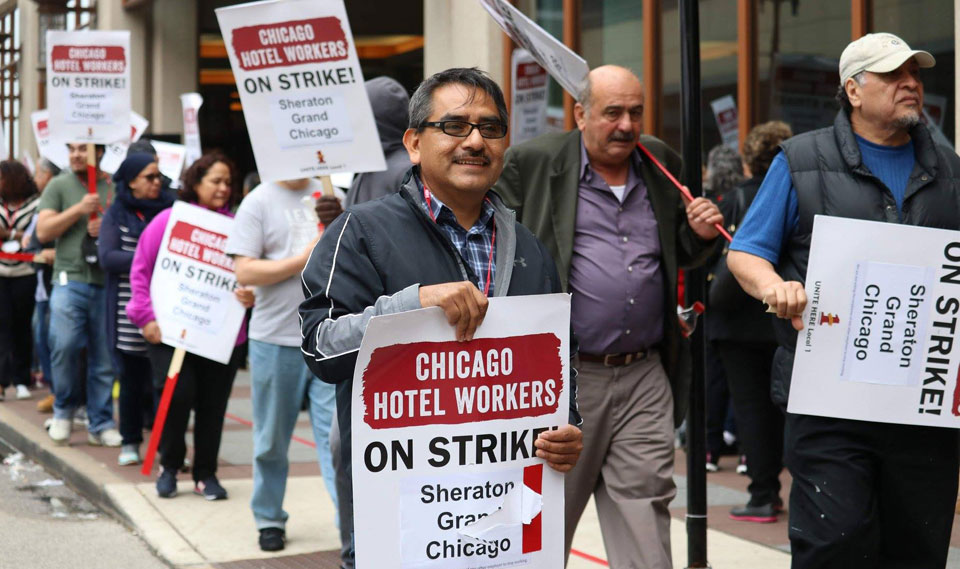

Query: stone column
[149,0,197,136]
[423,0,504,82]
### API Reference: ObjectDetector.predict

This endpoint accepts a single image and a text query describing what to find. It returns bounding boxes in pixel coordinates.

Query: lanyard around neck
[2,202,23,229]
[423,184,496,297]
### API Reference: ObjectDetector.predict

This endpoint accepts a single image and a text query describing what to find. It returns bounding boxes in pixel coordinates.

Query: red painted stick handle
[0,252,37,262]
[86,143,98,221]
[636,142,733,243]
[141,347,185,477]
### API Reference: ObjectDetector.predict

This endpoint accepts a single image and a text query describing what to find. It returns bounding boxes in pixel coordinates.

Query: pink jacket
[126,206,247,346]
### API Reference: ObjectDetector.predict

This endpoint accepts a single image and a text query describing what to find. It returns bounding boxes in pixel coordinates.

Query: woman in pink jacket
[127,153,253,500]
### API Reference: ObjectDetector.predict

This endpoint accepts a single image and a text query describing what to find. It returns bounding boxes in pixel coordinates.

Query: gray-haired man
[729,33,960,568]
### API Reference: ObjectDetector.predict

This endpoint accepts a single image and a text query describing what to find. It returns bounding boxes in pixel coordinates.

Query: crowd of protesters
[0,29,955,569]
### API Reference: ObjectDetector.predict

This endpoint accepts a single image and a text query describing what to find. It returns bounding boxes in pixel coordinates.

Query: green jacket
[494,129,717,426]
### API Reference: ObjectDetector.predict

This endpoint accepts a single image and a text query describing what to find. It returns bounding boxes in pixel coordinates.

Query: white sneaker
[49,418,72,445]
[117,444,140,466]
[15,385,31,400]
[88,428,123,447]
[73,406,88,428]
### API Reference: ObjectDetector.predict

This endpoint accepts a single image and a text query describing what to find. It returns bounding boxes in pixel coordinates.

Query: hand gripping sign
[789,216,960,428]
[215,0,385,183]
[352,294,570,569]
[46,31,131,145]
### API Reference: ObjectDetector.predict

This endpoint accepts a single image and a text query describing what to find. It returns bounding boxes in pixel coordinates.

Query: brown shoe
[36,394,54,413]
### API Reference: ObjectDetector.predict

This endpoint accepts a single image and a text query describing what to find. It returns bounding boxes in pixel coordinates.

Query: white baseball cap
[839,33,935,85]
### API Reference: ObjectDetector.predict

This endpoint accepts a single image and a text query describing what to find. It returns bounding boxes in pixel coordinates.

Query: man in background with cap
[728,33,960,567]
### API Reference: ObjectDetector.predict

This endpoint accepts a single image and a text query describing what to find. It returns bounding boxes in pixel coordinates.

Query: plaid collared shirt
[418,178,496,297]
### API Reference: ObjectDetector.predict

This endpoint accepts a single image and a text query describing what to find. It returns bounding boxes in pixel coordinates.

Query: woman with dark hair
[0,160,42,401]
[99,153,175,466]
[127,153,253,499]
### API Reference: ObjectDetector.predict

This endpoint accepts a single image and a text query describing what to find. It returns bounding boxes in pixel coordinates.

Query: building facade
[6,0,957,179]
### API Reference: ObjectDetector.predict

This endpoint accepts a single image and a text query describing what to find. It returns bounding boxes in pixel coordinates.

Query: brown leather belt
[579,350,649,367]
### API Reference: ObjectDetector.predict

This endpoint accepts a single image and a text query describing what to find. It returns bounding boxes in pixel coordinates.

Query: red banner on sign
[166,221,234,271]
[50,45,126,74]
[361,333,563,429]
[516,62,547,90]
[231,17,349,71]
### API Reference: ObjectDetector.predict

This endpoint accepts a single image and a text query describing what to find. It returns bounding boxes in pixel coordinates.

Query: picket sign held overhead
[32,110,149,174]
[352,294,570,569]
[510,49,549,146]
[46,31,131,146]
[789,216,960,428]
[181,93,204,165]
[710,95,739,150]
[478,0,588,97]
[215,0,385,183]
[149,202,246,365]
[151,140,188,188]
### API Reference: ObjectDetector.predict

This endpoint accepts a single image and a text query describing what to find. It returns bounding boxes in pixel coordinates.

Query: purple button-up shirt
[568,143,664,354]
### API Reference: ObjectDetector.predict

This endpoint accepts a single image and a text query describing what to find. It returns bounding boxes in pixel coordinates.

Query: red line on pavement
[570,548,609,566]
[224,412,317,449]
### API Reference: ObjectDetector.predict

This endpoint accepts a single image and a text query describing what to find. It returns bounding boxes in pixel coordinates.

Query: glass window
[874,0,955,144]
[581,1,642,71]
[661,0,738,153]
[534,0,565,129]
[756,0,851,136]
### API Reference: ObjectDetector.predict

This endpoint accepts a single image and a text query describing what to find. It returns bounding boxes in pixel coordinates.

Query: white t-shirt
[226,180,335,346]
[609,184,626,203]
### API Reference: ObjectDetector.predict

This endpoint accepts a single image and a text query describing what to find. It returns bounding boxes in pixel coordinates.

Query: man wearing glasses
[495,65,722,569]
[299,67,583,568]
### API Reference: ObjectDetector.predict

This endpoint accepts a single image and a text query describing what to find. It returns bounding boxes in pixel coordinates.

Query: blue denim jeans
[33,300,52,390]
[48,282,116,433]
[248,339,337,530]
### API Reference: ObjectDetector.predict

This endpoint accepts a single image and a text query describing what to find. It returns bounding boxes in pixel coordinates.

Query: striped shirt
[418,178,496,297]
[0,194,40,278]
[116,223,146,353]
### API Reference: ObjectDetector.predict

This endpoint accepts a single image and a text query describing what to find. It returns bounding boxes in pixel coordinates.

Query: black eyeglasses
[420,120,508,139]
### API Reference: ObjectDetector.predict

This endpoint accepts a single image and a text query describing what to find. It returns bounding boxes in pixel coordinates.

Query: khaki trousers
[565,352,676,569]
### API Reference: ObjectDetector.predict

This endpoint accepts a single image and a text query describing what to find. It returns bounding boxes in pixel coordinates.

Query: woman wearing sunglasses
[99,153,174,466]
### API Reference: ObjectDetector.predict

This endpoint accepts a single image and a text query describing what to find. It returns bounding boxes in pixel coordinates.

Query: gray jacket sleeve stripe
[300,209,422,362]
[309,286,420,361]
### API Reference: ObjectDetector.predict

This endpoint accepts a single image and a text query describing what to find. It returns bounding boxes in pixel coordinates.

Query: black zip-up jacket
[299,169,581,478]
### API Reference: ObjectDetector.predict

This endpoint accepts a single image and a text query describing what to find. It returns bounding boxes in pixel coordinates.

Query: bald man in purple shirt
[495,65,722,568]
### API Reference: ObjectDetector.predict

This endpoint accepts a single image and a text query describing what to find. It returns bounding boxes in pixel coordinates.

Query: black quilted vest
[770,110,960,406]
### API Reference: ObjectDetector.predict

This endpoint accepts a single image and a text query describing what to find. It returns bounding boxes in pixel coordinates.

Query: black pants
[785,413,958,569]
[147,343,239,482]
[715,340,781,505]
[706,341,735,456]
[116,350,156,446]
[0,275,36,387]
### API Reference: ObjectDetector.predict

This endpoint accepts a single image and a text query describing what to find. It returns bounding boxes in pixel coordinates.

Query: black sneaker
[259,527,286,552]
[729,502,779,523]
[194,476,228,500]
[156,468,178,498]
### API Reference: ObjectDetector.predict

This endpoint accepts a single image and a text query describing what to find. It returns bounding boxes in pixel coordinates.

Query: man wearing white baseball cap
[728,32,960,568]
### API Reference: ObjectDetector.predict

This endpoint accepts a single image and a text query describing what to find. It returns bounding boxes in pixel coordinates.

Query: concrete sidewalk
[0,370,804,568]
